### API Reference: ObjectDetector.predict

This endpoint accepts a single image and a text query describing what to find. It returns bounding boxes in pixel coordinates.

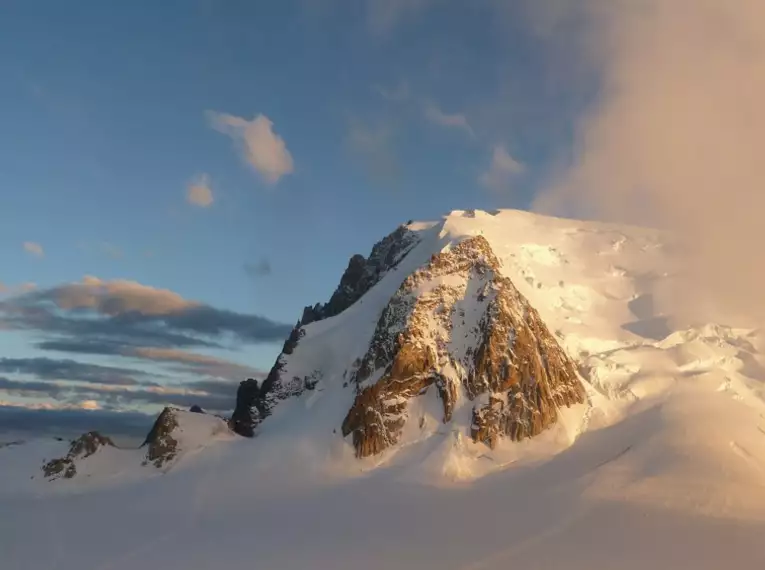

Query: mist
[532,1,765,327]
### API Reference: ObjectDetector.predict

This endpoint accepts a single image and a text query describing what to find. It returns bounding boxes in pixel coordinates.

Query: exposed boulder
[42,431,115,480]
[341,236,586,457]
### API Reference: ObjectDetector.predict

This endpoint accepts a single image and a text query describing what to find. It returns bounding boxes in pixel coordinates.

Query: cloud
[23,242,44,257]
[531,0,765,327]
[0,357,153,386]
[187,174,214,208]
[0,374,237,416]
[0,406,155,440]
[244,258,272,278]
[479,145,525,191]
[365,0,434,35]
[424,102,474,137]
[374,81,410,102]
[129,348,263,381]
[0,276,292,349]
[208,112,294,183]
[346,120,399,183]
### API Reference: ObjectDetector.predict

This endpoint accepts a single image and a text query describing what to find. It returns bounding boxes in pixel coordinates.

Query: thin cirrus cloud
[374,81,410,102]
[23,242,44,257]
[423,102,474,138]
[0,357,154,386]
[346,119,399,183]
[365,0,434,35]
[208,112,294,184]
[479,145,525,192]
[186,174,214,208]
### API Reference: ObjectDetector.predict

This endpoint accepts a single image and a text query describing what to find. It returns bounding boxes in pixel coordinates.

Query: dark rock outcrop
[42,431,115,480]
[341,236,586,457]
[230,378,265,437]
[301,224,420,325]
[189,405,205,414]
[142,407,180,467]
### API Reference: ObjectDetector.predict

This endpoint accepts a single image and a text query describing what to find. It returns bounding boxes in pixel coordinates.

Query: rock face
[341,236,586,457]
[230,378,265,437]
[245,224,422,427]
[142,407,180,467]
[42,431,115,480]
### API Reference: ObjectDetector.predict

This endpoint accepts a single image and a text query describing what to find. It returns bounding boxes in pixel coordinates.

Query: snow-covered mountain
[3,209,765,569]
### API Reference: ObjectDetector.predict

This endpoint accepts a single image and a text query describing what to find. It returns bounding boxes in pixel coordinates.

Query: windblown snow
[3,209,765,569]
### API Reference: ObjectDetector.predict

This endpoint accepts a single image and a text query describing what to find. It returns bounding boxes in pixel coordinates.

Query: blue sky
[0,0,594,435]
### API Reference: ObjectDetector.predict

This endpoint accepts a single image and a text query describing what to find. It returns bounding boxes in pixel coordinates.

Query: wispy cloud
[208,112,294,184]
[187,173,214,208]
[479,145,525,192]
[0,357,153,386]
[365,0,434,35]
[423,101,474,138]
[346,119,399,183]
[374,81,410,102]
[23,242,44,257]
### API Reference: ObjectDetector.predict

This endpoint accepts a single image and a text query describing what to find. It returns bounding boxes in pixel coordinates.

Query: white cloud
[531,0,765,326]
[23,242,44,257]
[187,174,214,208]
[366,0,434,35]
[374,81,410,102]
[79,399,100,410]
[479,145,525,191]
[50,276,195,316]
[208,112,294,184]
[424,102,474,137]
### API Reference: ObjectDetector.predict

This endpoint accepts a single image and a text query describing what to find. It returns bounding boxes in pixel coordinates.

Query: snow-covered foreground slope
[3,209,765,569]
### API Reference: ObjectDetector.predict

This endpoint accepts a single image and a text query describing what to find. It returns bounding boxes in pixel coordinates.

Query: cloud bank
[530,0,765,327]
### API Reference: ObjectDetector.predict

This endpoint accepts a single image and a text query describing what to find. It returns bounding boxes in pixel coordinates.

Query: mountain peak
[340,235,585,456]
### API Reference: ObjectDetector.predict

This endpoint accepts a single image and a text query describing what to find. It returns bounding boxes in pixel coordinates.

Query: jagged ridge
[231,223,422,436]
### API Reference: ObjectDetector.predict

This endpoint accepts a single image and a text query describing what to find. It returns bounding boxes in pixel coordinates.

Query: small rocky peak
[189,405,205,414]
[142,407,181,468]
[42,431,115,480]
[342,235,586,458]
[230,378,265,437]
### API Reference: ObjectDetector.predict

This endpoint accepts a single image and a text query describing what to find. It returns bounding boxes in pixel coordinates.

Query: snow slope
[3,209,765,569]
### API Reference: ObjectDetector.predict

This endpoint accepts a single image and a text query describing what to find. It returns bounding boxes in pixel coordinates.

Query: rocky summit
[340,236,585,457]
[251,217,587,457]
[42,431,115,480]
